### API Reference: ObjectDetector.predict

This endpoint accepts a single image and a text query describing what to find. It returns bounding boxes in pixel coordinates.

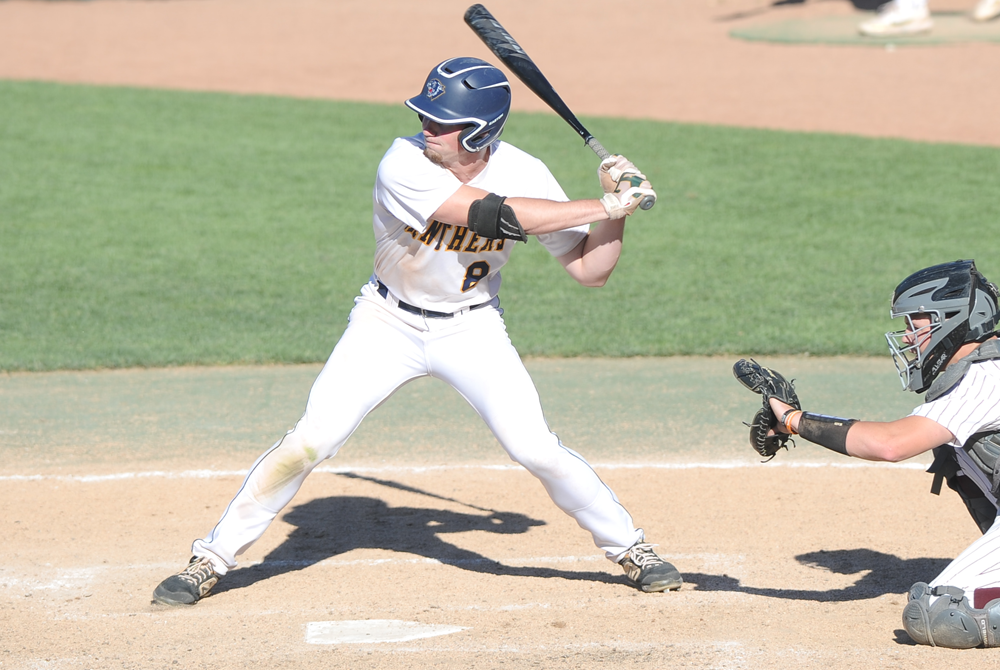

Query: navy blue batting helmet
[405,57,511,153]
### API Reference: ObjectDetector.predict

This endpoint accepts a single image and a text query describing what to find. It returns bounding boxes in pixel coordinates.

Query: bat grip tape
[586,138,610,160]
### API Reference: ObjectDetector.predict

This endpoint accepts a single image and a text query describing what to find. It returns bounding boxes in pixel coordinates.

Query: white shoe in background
[859,0,934,36]
[972,0,1000,22]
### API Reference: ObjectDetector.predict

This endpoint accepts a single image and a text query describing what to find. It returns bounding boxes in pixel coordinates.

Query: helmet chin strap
[460,126,489,153]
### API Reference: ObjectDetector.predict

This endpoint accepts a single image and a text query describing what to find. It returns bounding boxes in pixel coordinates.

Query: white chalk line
[328,639,751,657]
[0,460,930,483]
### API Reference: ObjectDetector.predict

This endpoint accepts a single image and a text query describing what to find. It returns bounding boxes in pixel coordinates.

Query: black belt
[376,281,492,319]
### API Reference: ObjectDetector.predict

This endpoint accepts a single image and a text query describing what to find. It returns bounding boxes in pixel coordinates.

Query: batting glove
[600,181,657,219]
[598,154,646,195]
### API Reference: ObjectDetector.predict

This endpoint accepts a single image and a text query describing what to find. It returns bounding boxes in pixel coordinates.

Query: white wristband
[600,193,627,220]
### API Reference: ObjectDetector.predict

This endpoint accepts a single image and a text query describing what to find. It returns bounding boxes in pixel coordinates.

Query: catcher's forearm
[794,412,857,456]
[839,415,955,462]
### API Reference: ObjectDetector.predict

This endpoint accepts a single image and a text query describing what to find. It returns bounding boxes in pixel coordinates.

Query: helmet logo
[426,79,445,100]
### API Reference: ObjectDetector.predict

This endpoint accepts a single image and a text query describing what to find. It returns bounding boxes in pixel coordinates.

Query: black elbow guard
[797,412,858,456]
[467,193,527,242]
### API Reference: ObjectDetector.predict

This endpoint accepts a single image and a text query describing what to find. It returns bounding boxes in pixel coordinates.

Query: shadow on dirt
[683,548,951,601]
[215,492,626,596]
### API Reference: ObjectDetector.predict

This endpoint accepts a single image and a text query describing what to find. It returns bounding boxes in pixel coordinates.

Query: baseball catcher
[734,260,1000,649]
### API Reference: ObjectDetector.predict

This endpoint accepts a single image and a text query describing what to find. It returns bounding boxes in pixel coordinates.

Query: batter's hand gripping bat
[464,3,655,210]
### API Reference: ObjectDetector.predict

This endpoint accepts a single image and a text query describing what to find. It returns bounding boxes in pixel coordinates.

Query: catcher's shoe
[859,0,933,35]
[973,0,1000,21]
[619,541,683,592]
[152,556,220,606]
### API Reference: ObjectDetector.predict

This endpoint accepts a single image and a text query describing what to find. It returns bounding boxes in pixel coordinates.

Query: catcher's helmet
[405,57,511,153]
[885,259,1000,393]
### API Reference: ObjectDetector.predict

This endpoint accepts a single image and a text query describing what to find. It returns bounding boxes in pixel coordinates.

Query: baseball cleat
[152,556,220,605]
[858,1,933,36]
[619,541,683,592]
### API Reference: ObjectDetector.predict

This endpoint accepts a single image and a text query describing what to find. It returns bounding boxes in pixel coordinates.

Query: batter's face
[420,117,472,166]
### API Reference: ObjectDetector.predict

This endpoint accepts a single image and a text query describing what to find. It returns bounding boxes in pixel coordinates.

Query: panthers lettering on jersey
[408,223,507,254]
[402,223,502,293]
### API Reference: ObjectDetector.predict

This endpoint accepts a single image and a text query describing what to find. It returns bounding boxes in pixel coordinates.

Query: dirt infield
[0,359,986,668]
[2,1,1000,667]
[1,460,983,669]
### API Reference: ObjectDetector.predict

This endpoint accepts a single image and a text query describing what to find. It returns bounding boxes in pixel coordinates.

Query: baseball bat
[463,4,655,211]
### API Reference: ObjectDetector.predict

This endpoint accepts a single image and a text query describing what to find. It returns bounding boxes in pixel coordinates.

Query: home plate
[305,620,468,644]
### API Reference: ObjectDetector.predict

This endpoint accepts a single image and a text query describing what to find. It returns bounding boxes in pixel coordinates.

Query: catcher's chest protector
[924,342,1000,531]
[928,437,1000,535]
[965,432,1000,496]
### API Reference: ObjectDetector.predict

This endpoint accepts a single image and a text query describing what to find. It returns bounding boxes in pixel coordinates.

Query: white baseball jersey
[911,359,1000,595]
[372,135,589,311]
[911,359,1000,504]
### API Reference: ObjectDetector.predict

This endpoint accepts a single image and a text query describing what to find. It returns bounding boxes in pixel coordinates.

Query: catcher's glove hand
[733,358,802,461]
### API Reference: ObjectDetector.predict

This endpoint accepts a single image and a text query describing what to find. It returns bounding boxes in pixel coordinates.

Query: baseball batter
[737,259,1000,648]
[152,57,682,606]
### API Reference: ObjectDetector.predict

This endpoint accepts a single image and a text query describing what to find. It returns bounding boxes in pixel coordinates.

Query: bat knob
[639,195,656,210]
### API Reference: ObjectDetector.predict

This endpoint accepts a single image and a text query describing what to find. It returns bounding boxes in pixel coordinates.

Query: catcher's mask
[405,57,511,153]
[885,259,1000,394]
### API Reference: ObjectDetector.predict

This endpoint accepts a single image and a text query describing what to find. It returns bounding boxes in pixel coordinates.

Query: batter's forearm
[505,197,612,235]
[577,221,625,287]
[558,220,625,287]
[431,187,613,235]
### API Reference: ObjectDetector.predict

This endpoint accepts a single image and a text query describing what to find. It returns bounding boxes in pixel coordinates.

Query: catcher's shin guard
[902,582,1000,648]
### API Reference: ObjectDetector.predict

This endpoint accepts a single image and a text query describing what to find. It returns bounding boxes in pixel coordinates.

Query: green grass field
[2,80,998,370]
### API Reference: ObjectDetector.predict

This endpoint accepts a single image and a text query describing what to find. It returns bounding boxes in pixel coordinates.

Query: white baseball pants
[930,508,1000,596]
[192,282,643,574]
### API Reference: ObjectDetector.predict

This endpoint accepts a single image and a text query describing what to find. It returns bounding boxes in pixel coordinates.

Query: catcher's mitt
[733,358,802,461]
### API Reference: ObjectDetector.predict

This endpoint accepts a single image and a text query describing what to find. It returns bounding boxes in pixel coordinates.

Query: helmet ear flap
[459,125,477,148]
[459,125,491,152]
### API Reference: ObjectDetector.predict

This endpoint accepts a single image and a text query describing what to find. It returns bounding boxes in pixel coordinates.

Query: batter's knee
[504,439,575,479]
[286,414,350,462]
[246,426,340,500]
[902,582,1000,648]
